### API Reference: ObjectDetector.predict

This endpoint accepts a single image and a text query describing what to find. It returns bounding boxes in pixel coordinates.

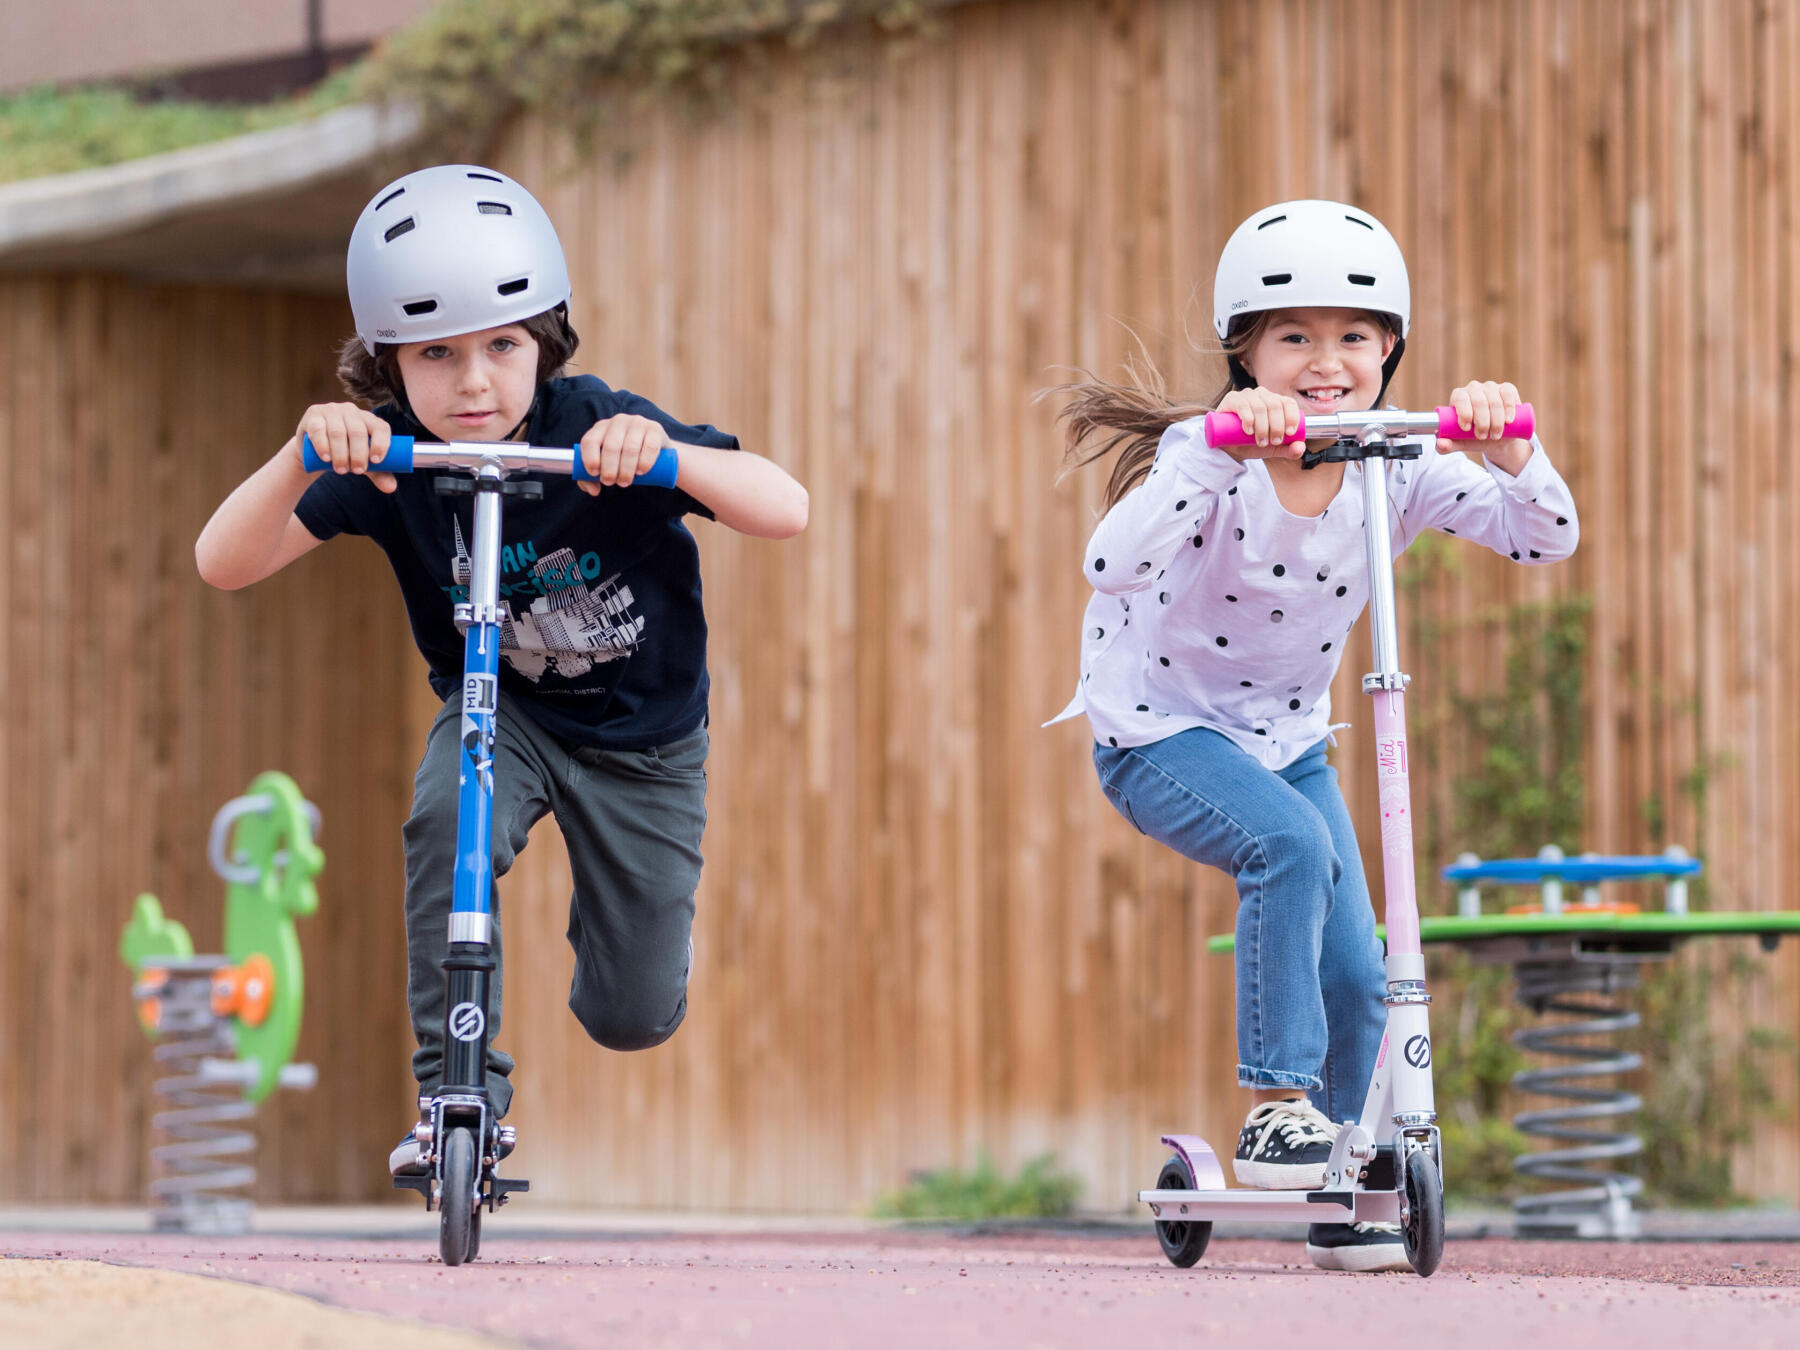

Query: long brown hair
[335,305,580,408]
[1050,314,1271,511]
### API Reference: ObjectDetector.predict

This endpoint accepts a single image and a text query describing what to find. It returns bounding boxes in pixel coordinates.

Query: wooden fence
[2,0,1796,1209]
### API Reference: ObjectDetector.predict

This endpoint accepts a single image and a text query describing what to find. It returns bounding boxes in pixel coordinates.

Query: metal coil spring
[1510,958,1645,1237]
[139,960,257,1234]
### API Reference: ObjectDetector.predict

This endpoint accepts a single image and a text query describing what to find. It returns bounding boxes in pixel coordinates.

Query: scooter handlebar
[300,435,680,488]
[1202,404,1535,449]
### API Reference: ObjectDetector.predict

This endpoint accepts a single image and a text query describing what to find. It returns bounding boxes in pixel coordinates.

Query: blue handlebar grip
[570,445,680,488]
[300,433,414,473]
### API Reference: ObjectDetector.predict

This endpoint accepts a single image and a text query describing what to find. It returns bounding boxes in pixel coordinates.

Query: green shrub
[871,1152,1081,1221]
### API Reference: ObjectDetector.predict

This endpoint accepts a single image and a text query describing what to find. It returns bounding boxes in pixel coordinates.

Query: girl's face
[1239,307,1395,415]
[393,324,539,441]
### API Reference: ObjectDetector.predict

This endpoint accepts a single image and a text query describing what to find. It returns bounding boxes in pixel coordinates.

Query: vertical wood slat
[4,0,1798,1208]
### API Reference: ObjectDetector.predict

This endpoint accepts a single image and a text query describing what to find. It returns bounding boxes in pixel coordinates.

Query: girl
[196,165,808,1176]
[1050,200,1578,1271]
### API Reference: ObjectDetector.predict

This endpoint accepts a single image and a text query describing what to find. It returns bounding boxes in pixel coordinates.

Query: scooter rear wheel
[439,1125,479,1267]
[1153,1155,1213,1268]
[1400,1147,1444,1277]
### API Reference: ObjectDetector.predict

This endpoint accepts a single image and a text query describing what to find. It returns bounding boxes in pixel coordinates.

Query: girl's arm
[1401,436,1579,564]
[195,439,327,590]
[1081,416,1245,595]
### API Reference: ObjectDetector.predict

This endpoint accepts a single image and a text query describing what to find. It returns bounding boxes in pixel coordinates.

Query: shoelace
[1244,1100,1339,1151]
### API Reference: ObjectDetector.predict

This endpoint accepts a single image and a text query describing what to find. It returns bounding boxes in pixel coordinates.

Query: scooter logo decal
[463,674,497,716]
[449,1002,486,1042]
[1404,1034,1432,1068]
[1377,736,1409,776]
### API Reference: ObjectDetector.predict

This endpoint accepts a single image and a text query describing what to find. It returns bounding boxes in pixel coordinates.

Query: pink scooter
[1137,402,1535,1279]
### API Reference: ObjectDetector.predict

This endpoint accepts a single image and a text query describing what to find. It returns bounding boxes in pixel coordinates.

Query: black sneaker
[1231,1099,1338,1189]
[388,1128,428,1178]
[1306,1222,1409,1272]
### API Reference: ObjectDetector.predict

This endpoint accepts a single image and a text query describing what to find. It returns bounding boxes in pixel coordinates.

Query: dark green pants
[401,689,708,1115]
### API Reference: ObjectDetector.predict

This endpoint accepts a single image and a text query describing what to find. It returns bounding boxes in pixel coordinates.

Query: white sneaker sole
[1306,1239,1410,1273]
[1231,1158,1328,1189]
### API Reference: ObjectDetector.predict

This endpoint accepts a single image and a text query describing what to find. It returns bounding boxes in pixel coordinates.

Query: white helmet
[347,164,572,355]
[1212,199,1410,392]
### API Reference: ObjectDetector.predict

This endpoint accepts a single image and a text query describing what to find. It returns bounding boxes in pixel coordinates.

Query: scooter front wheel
[1400,1148,1444,1277]
[438,1125,479,1266]
[1153,1155,1213,1268]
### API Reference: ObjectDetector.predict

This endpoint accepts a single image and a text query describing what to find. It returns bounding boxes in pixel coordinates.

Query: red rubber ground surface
[5,1228,1796,1348]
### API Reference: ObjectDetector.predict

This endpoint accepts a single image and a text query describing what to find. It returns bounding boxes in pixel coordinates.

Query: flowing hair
[1048,314,1270,511]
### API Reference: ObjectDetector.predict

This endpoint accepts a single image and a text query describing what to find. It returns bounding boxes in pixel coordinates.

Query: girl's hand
[1215,388,1304,459]
[578,414,671,495]
[1441,380,1531,474]
[294,402,397,493]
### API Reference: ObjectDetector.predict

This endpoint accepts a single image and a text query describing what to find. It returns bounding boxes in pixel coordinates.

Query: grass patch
[871,1152,1081,1222]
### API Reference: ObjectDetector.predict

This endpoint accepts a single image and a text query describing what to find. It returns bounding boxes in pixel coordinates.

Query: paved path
[4,1226,1796,1349]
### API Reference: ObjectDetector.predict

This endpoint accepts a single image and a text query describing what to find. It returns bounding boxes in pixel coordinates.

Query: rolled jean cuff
[1237,1064,1323,1092]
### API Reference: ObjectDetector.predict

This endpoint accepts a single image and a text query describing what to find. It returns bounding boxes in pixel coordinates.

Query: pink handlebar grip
[1436,403,1534,442]
[1202,410,1306,449]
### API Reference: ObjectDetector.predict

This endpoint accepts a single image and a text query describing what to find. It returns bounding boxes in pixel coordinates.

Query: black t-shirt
[295,374,738,750]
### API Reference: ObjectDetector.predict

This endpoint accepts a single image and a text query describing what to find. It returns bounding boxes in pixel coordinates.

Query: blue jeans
[1094,730,1386,1123]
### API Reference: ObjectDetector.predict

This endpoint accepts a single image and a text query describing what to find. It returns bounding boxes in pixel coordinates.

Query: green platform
[1206,909,1800,954]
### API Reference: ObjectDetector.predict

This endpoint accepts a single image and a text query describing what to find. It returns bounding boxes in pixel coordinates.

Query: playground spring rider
[1138,402,1537,1278]
[119,772,323,1233]
[302,431,682,1266]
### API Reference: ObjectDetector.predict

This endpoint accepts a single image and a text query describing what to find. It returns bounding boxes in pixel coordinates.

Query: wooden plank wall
[0,277,426,1202]
[487,0,1800,1210]
[5,0,1797,1209]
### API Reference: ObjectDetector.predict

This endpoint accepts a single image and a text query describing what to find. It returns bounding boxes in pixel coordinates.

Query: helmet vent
[402,299,439,316]
[1256,214,1287,229]
[467,172,503,183]
[1261,273,1292,286]
[375,187,406,210]
[1345,215,1375,230]
[383,217,417,243]
[477,201,513,215]
[1347,273,1377,286]
[496,278,529,296]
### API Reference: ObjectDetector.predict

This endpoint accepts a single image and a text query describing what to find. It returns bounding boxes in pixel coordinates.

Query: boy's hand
[578,414,670,495]
[1215,388,1304,459]
[1441,380,1530,474]
[295,402,397,493]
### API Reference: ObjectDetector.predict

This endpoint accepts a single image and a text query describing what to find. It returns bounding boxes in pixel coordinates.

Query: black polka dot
[1444,527,1457,535]
[1556,516,1569,526]
[1092,627,1104,639]
[1235,527,1245,540]
[1510,551,1521,560]
[1273,564,1286,577]
[1157,570,1165,580]
[1159,592,1170,604]
[1254,728,1267,736]
[1215,636,1228,647]
[1176,499,1188,511]
[1289,699,1302,710]
[1159,656,1170,667]
[1109,737,1118,747]
[1270,610,1284,623]
[1136,704,1149,712]
[1321,642,1333,652]
[1193,534,1204,548]
[1288,686,1302,694]
[1336,585,1348,597]
[1455,491,1467,501]
[1240,680,1253,687]
[1529,549,1541,558]
[1136,561,1152,574]
[1225,594,1239,603]
[1317,565,1331,581]
[1228,485,1238,495]
[1094,558,1106,571]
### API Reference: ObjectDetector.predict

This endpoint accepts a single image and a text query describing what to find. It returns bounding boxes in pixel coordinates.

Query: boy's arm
[669,443,809,539]
[195,437,328,590]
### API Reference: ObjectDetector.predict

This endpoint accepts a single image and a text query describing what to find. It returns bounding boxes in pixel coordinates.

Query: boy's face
[1240,307,1394,415]
[393,323,539,441]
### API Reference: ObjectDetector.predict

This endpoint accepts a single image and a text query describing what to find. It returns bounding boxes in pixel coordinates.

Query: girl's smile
[1241,307,1393,414]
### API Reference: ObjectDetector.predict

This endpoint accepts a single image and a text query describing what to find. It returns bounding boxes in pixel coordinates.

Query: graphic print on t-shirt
[450,515,646,683]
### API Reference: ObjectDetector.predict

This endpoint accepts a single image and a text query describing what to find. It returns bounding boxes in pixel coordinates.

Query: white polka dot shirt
[1049,415,1580,768]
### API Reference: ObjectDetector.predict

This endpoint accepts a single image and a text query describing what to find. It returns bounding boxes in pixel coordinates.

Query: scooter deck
[1138,1187,1401,1225]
